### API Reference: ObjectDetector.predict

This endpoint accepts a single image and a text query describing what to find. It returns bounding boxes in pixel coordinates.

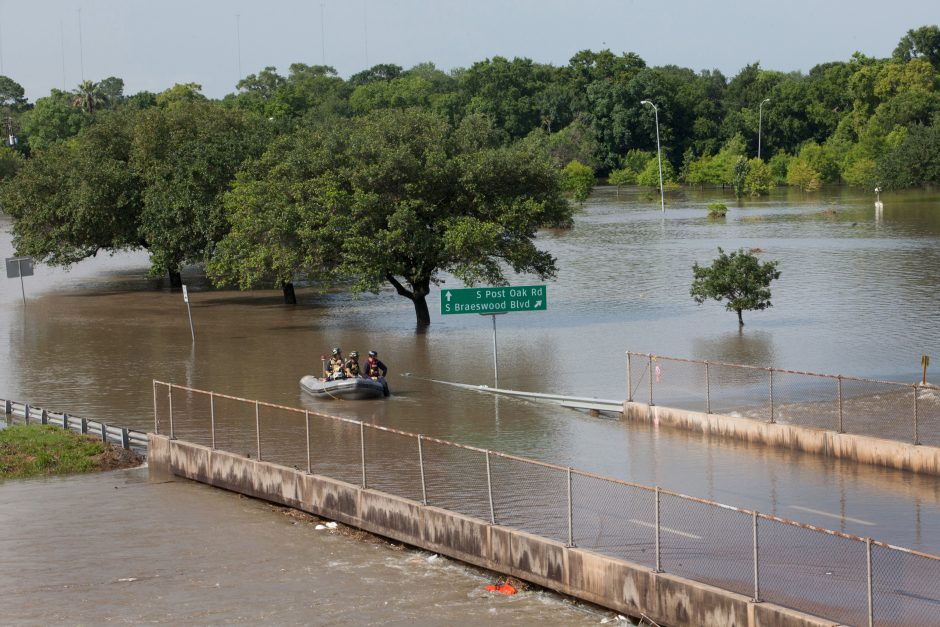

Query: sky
[0,0,937,102]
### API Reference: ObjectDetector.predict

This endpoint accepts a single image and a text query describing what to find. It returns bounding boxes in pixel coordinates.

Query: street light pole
[758,98,770,160]
[641,100,665,213]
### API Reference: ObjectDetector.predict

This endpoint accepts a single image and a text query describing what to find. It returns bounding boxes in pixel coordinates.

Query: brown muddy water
[2,186,940,619]
[0,466,613,625]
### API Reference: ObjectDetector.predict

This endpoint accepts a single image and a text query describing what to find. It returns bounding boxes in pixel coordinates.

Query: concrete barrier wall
[150,434,836,627]
[624,402,940,476]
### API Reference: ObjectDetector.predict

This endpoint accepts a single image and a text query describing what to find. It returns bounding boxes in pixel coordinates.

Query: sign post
[922,355,930,386]
[182,285,195,343]
[5,256,33,305]
[441,285,547,388]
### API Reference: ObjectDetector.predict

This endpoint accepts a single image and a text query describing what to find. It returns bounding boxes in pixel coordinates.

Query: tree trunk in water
[281,281,297,305]
[737,309,744,326]
[412,293,431,327]
[386,273,432,328]
[168,270,182,290]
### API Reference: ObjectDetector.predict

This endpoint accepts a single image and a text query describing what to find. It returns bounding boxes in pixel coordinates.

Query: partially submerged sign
[441,285,547,315]
[5,256,33,305]
[5,256,33,279]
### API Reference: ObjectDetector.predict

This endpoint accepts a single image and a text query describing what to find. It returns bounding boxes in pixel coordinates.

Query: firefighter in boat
[344,351,363,378]
[365,350,390,396]
[324,347,345,380]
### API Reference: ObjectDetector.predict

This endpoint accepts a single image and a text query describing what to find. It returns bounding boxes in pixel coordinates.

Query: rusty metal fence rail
[153,381,940,626]
[627,352,940,448]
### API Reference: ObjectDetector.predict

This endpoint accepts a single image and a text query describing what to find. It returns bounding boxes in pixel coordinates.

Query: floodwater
[3,186,940,618]
[0,466,612,625]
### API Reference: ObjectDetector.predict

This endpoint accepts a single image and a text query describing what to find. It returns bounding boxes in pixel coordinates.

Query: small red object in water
[484,582,517,595]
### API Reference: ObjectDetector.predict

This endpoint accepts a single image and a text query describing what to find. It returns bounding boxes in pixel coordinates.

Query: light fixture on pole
[758,98,770,160]
[640,100,665,213]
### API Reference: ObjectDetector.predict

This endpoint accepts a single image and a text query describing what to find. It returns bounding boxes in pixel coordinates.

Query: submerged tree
[690,247,781,326]
[209,108,573,326]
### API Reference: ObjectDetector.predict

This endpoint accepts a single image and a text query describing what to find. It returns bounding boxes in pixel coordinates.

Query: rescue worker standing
[365,350,390,396]
[344,351,363,378]
[325,347,345,380]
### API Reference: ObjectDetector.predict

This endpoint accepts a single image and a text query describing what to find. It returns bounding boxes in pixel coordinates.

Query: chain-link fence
[627,353,940,447]
[153,381,940,626]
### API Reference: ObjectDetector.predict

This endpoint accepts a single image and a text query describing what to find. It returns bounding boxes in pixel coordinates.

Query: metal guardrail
[154,380,940,627]
[626,352,940,447]
[1,398,149,454]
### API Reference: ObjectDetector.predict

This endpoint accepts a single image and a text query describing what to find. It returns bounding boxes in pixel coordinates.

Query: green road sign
[440,285,547,315]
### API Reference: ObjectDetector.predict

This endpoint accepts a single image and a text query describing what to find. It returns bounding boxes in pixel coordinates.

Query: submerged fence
[627,352,940,448]
[155,381,939,626]
[2,398,148,453]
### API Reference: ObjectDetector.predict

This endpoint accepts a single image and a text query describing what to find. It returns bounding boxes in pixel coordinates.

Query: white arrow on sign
[534,300,543,308]
[445,291,452,302]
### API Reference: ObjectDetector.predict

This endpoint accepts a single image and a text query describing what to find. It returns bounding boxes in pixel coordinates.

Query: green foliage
[460,56,560,138]
[72,80,105,113]
[732,157,749,197]
[3,108,142,264]
[156,83,208,108]
[531,117,599,170]
[767,151,792,184]
[0,75,27,108]
[562,159,595,202]
[0,145,23,181]
[608,167,635,187]
[743,157,774,195]
[690,247,781,325]
[877,121,940,188]
[786,157,821,191]
[842,156,879,188]
[132,101,274,276]
[0,425,105,478]
[22,89,91,150]
[893,25,940,70]
[637,155,675,189]
[707,202,727,218]
[209,109,572,325]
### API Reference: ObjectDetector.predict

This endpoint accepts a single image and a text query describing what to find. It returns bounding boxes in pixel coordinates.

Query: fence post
[837,376,844,433]
[705,361,711,414]
[168,386,174,440]
[62,413,70,430]
[24,403,29,424]
[305,411,311,474]
[627,352,633,402]
[486,450,496,524]
[121,428,130,450]
[255,400,261,461]
[41,409,48,425]
[752,511,761,602]
[768,369,775,424]
[210,392,216,450]
[152,381,158,434]
[4,399,10,414]
[648,354,654,406]
[418,435,428,505]
[100,422,107,443]
[654,486,662,573]
[913,386,920,445]
[81,417,88,434]
[360,421,367,489]
[866,538,874,627]
[567,467,574,547]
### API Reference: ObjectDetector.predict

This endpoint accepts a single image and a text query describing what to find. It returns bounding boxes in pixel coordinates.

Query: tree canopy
[690,248,781,326]
[209,108,572,325]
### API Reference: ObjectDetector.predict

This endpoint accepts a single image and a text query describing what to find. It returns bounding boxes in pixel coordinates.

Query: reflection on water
[2,187,940,555]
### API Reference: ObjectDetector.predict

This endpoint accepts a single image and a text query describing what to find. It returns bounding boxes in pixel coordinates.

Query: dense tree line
[0,25,937,323]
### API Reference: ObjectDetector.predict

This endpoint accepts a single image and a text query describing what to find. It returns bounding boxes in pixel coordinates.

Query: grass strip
[0,424,125,479]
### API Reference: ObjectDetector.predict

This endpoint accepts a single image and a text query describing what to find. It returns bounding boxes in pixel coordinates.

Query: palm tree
[72,80,103,114]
